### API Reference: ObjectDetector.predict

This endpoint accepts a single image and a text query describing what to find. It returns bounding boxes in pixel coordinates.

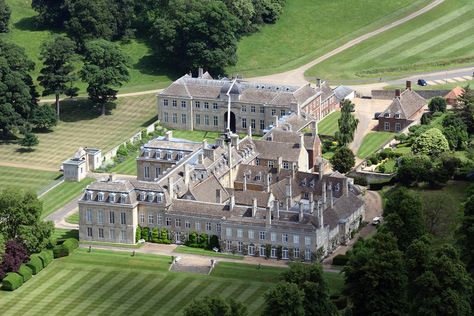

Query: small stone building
[63,147,102,181]
[444,86,464,106]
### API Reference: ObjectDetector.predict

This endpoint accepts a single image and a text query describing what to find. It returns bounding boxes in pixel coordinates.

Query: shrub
[151,227,159,243]
[353,176,368,186]
[26,255,43,274]
[369,155,379,165]
[2,272,23,291]
[332,254,349,266]
[209,235,219,250]
[141,227,150,242]
[17,264,33,282]
[136,225,142,243]
[331,295,348,310]
[39,249,54,267]
[53,238,78,258]
[366,160,372,167]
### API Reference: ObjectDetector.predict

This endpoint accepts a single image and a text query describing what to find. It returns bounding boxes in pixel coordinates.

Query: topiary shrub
[17,264,33,282]
[2,272,24,291]
[39,249,54,267]
[53,238,79,258]
[26,255,43,274]
[141,227,150,242]
[332,254,349,266]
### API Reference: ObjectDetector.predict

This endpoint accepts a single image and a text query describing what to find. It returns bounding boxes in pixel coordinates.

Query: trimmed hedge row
[26,254,43,275]
[17,264,33,282]
[54,238,79,258]
[2,272,23,291]
[39,249,54,267]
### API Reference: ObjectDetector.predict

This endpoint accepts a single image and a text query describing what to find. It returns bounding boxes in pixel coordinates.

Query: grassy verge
[307,0,474,83]
[52,228,79,240]
[66,211,79,224]
[0,166,61,192]
[174,246,244,260]
[357,132,395,159]
[80,241,145,249]
[40,178,94,218]
[318,111,341,136]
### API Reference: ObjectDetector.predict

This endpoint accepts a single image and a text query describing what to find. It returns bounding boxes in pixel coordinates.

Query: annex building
[78,113,365,260]
[157,70,337,135]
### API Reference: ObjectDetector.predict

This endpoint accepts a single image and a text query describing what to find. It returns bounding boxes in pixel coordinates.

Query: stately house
[157,70,338,135]
[78,113,365,260]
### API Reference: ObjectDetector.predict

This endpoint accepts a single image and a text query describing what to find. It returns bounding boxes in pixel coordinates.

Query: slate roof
[189,174,229,203]
[334,86,354,102]
[380,89,426,119]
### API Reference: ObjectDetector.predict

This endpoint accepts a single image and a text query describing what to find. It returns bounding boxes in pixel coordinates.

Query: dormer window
[335,183,340,192]
[140,191,146,201]
[384,113,390,118]
[309,180,315,188]
[98,192,105,201]
[157,193,163,203]
[394,112,401,119]
[255,174,261,181]
[177,152,183,160]
[148,192,155,202]
[109,193,116,203]
[155,150,161,159]
[166,152,172,160]
[302,178,307,186]
[120,194,127,204]
[86,190,93,200]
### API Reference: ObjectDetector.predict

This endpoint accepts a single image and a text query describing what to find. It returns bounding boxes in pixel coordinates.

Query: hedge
[54,238,79,258]
[26,254,43,275]
[39,249,54,267]
[17,264,33,282]
[332,254,349,266]
[2,272,23,291]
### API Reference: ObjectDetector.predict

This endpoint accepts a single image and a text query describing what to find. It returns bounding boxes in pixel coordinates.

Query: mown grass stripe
[169,279,214,316]
[157,279,204,315]
[119,274,175,316]
[223,282,249,299]
[66,272,136,316]
[240,285,269,314]
[141,277,193,315]
[49,271,117,316]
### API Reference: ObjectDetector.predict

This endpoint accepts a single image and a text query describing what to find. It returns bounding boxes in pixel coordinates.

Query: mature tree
[0,240,29,279]
[458,195,474,274]
[425,153,460,188]
[80,39,130,115]
[31,105,57,130]
[183,296,247,316]
[457,85,474,134]
[344,232,408,316]
[412,128,449,156]
[422,194,457,239]
[335,99,359,146]
[18,221,54,254]
[19,132,39,151]
[330,146,355,173]
[441,113,468,150]
[411,245,473,316]
[222,0,256,34]
[0,189,43,240]
[32,0,68,27]
[263,282,305,316]
[383,187,425,251]
[38,35,77,119]
[282,263,337,316]
[0,40,38,138]
[0,0,11,33]
[428,96,447,113]
[396,154,433,186]
[150,0,238,74]
[252,0,286,24]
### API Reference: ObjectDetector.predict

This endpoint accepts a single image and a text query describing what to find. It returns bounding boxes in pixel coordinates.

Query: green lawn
[0,95,157,170]
[229,0,430,77]
[110,153,139,176]
[40,178,94,218]
[318,111,341,136]
[357,132,395,159]
[174,246,244,260]
[0,248,343,315]
[66,211,79,225]
[0,166,61,193]
[52,228,79,241]
[307,0,474,83]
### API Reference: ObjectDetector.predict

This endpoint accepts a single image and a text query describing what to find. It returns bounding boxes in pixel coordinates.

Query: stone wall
[371,89,449,100]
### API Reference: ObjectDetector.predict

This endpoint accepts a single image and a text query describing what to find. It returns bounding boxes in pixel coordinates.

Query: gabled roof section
[444,86,464,99]
[380,89,426,119]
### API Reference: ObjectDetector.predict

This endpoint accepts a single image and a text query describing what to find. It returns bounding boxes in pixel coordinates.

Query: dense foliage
[183,296,247,316]
[0,240,29,280]
[428,96,447,113]
[330,146,355,173]
[411,127,449,156]
[0,0,10,33]
[335,100,359,146]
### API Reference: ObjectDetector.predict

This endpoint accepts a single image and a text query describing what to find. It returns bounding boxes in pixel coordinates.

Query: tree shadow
[58,98,118,122]
[14,16,50,32]
[141,116,158,128]
[16,147,35,153]
[32,127,55,134]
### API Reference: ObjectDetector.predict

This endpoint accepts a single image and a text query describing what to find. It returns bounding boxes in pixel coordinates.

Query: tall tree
[335,99,359,146]
[183,296,247,316]
[396,154,433,186]
[330,146,355,173]
[31,105,57,130]
[428,96,447,113]
[457,85,474,134]
[0,0,10,33]
[422,194,457,239]
[263,282,305,316]
[411,128,449,156]
[383,187,425,251]
[458,195,474,274]
[344,233,408,316]
[149,0,238,74]
[38,35,77,119]
[32,0,68,28]
[80,39,130,115]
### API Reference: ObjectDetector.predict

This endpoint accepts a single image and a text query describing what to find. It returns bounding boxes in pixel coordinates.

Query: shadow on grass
[16,147,35,153]
[141,116,158,127]
[13,16,61,33]
[58,98,117,122]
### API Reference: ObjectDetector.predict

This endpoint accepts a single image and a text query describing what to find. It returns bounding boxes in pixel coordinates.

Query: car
[372,217,381,225]
[417,79,428,86]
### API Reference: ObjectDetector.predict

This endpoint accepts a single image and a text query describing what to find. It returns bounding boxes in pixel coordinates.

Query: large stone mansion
[78,113,365,260]
[157,70,338,134]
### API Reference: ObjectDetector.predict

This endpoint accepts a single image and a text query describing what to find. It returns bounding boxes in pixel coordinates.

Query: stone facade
[63,147,102,181]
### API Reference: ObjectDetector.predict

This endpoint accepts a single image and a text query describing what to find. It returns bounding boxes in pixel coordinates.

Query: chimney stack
[252,198,258,217]
[168,176,174,200]
[229,193,235,211]
[309,193,314,214]
[316,78,321,88]
[266,173,271,193]
[248,126,252,139]
[322,181,327,206]
[318,162,324,180]
[299,202,304,222]
[299,133,305,149]
[266,207,272,227]
[329,184,334,208]
[273,115,279,128]
[243,173,247,191]
[202,139,208,150]
[311,121,318,135]
[317,200,324,229]
[165,130,173,141]
[406,80,412,91]
[277,157,283,173]
[108,173,116,182]
[343,178,349,197]
[273,200,279,220]
[184,164,190,187]
[216,189,222,204]
[395,89,401,98]
[231,134,239,149]
[198,67,203,78]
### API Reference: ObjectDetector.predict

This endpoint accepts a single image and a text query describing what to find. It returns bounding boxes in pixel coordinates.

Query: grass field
[0,95,157,170]
[318,111,341,136]
[0,248,343,315]
[174,246,244,260]
[307,0,474,83]
[40,178,94,218]
[52,228,79,241]
[357,132,395,159]
[1,0,174,94]
[66,211,79,225]
[0,166,61,192]
[229,0,430,77]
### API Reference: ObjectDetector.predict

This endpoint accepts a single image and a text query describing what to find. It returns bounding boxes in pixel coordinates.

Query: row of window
[241,118,265,130]
[196,114,219,126]
[383,122,402,131]
[195,101,219,109]
[86,209,127,225]
[86,227,127,242]
[163,99,187,108]
[224,241,312,260]
[163,112,187,124]
[255,159,290,169]
[224,228,311,245]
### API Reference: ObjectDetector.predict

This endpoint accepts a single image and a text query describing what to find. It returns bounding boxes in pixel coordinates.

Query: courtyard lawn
[0,248,345,315]
[0,166,61,192]
[52,228,79,241]
[318,111,341,137]
[0,95,157,170]
[229,0,430,77]
[66,211,79,225]
[110,153,139,176]
[40,178,94,218]
[174,246,244,260]
[307,0,474,83]
[357,132,395,159]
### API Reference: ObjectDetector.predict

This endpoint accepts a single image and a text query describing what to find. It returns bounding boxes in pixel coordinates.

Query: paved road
[247,0,445,86]
[386,66,473,87]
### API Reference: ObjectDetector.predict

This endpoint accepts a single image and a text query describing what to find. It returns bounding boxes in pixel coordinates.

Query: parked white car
[372,217,382,225]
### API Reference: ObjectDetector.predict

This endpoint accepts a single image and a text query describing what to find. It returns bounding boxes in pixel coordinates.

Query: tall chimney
[248,126,252,139]
[299,202,304,222]
[318,200,324,228]
[266,207,272,227]
[165,130,173,141]
[299,133,305,149]
[277,157,283,173]
[243,174,247,191]
[318,162,324,180]
[168,176,174,200]
[343,178,349,197]
[311,121,318,135]
[273,115,279,128]
[309,193,314,214]
[291,162,297,178]
[406,80,412,91]
[329,184,334,209]
[395,89,401,98]
[266,173,271,193]
[198,67,203,78]
[184,164,190,187]
[216,189,222,204]
[231,134,239,149]
[322,181,327,206]
[229,194,235,211]
[273,200,279,219]
[316,78,321,88]
[252,198,258,217]
[202,139,208,150]
[108,173,116,182]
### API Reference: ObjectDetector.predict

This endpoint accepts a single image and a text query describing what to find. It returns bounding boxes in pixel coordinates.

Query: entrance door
[224,112,236,133]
